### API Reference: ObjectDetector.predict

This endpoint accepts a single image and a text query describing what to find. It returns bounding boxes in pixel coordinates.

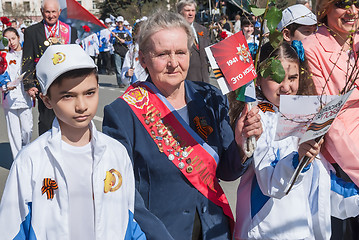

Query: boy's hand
[235,104,262,150]
[298,138,324,164]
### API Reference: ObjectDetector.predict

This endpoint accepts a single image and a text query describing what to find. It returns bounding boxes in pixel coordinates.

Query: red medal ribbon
[121,84,233,219]
[45,21,58,38]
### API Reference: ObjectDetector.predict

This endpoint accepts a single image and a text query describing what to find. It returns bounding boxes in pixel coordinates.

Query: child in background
[234,42,359,239]
[277,4,317,43]
[241,16,259,59]
[1,27,32,158]
[121,21,148,85]
[0,44,145,240]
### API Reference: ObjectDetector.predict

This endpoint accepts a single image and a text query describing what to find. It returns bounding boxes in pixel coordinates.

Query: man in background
[177,0,210,83]
[22,0,77,135]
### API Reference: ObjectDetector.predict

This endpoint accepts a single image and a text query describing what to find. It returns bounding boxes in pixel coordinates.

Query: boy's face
[41,73,99,135]
[283,25,316,42]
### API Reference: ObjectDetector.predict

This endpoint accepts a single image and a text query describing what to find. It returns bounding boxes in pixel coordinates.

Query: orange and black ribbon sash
[258,102,275,113]
[41,178,58,200]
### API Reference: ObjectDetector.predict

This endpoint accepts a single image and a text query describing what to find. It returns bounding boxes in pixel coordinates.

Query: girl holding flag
[234,41,359,239]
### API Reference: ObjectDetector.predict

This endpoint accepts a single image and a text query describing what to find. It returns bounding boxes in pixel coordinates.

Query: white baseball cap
[36,44,96,95]
[116,16,124,22]
[124,20,129,26]
[105,18,112,23]
[277,4,317,31]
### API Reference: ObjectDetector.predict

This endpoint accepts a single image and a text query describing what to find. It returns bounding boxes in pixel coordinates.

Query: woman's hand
[234,104,262,151]
[298,138,324,165]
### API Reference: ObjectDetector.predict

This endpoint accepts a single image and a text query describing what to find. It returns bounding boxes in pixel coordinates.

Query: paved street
[0,73,240,218]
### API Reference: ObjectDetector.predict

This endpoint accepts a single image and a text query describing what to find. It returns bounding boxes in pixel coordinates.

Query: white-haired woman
[103,10,262,240]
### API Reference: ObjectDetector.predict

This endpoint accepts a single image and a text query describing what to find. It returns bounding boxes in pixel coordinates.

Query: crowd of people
[0,0,359,239]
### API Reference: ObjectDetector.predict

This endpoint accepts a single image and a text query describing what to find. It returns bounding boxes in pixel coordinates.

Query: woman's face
[140,27,190,95]
[258,59,299,107]
[4,31,20,51]
[242,24,254,38]
[327,2,359,38]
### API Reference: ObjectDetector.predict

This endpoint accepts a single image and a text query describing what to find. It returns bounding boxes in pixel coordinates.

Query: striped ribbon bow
[41,178,58,199]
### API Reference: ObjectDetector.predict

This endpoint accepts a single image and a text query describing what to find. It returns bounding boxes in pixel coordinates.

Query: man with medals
[103,11,262,240]
[22,0,78,135]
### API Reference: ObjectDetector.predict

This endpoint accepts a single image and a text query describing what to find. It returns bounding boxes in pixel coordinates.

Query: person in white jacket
[0,44,146,240]
[1,27,33,158]
[234,42,359,239]
[121,21,147,85]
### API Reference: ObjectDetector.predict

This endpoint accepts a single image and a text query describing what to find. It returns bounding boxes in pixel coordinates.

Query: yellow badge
[123,87,149,109]
[104,169,122,193]
[52,52,66,65]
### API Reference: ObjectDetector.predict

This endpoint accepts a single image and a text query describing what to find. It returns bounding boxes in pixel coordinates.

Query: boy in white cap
[0,44,145,240]
[277,4,317,42]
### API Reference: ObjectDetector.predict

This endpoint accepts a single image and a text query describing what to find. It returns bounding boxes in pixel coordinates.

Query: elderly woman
[302,0,359,238]
[103,11,262,239]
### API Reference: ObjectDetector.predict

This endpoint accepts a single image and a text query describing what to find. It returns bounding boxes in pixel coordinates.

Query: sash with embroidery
[59,21,71,44]
[121,82,233,219]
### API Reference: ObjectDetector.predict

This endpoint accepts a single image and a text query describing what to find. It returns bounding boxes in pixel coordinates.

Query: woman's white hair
[138,10,194,53]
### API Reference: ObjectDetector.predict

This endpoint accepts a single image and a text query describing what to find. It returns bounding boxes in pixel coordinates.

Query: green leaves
[260,57,285,83]
[250,6,265,16]
[268,30,283,49]
[1,37,8,47]
[265,6,282,33]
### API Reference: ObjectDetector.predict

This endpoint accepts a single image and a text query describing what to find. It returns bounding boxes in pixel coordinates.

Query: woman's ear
[40,93,53,110]
[139,50,147,69]
[282,28,292,42]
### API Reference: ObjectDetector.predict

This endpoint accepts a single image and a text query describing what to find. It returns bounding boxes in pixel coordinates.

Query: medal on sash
[121,83,233,219]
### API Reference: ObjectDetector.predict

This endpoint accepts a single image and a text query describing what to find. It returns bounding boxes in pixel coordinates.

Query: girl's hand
[127,68,134,77]
[235,104,262,150]
[298,138,324,164]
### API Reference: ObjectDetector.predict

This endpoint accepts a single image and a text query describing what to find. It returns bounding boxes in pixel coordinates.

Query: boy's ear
[282,28,292,42]
[40,93,53,110]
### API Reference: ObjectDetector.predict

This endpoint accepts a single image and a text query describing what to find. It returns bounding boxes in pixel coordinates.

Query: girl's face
[242,24,254,38]
[258,59,299,107]
[4,31,21,51]
[327,3,359,40]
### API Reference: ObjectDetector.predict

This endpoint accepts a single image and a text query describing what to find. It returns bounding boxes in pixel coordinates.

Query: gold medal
[44,40,50,46]
[52,37,59,44]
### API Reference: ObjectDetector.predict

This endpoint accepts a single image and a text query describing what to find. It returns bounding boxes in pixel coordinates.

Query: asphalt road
[0,73,240,219]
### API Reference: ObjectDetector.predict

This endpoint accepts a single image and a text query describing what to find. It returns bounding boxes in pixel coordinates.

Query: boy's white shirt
[0,118,136,240]
[234,100,359,240]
